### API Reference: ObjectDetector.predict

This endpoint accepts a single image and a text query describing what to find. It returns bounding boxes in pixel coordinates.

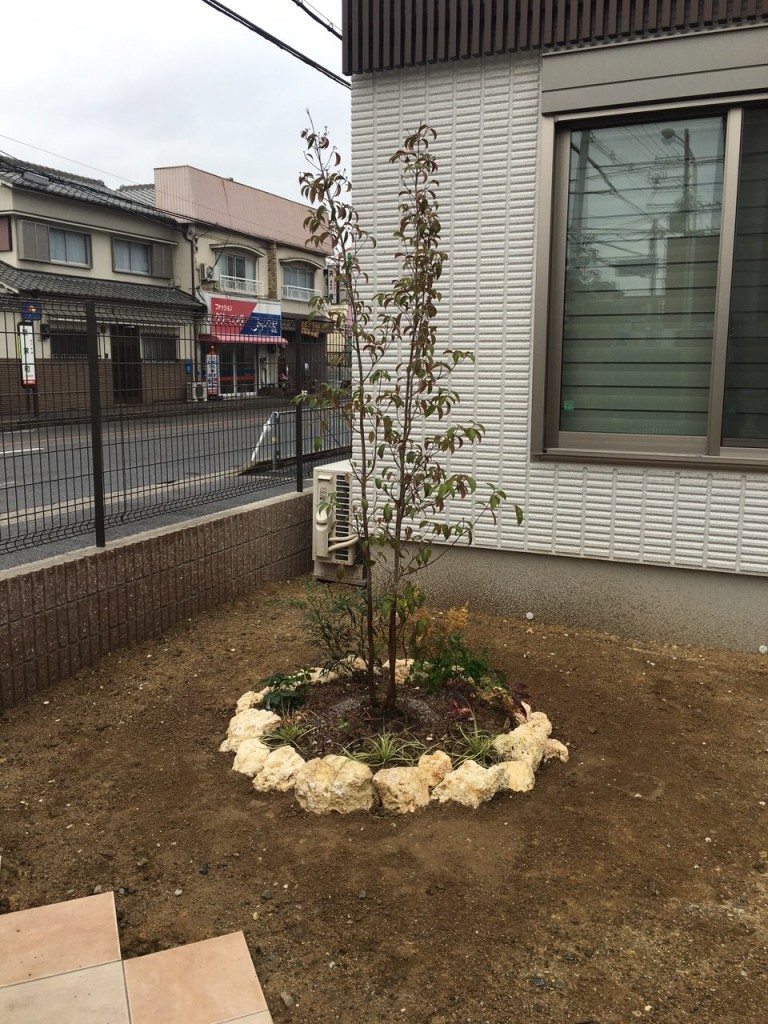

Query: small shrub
[451,719,499,767]
[260,670,311,714]
[346,730,426,769]
[264,718,315,753]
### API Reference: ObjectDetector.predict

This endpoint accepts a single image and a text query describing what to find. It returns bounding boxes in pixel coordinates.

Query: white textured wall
[351,55,768,578]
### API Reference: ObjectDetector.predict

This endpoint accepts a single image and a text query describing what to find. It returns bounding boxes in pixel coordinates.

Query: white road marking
[1,447,44,456]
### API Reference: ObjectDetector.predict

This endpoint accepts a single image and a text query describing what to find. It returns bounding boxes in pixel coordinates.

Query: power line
[288,0,342,40]
[199,0,349,89]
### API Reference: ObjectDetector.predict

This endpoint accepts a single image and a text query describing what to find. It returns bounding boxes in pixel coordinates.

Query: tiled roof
[0,155,176,225]
[0,261,203,311]
[116,183,156,206]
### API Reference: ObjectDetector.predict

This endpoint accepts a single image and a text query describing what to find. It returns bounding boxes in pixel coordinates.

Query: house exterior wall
[0,189,184,285]
[351,49,768,579]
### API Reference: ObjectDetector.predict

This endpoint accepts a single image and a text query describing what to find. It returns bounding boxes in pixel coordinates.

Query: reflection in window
[723,106,768,444]
[561,116,725,436]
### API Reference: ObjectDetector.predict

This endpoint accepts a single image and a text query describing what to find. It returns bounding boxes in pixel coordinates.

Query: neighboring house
[121,166,333,398]
[342,1,768,645]
[0,154,203,415]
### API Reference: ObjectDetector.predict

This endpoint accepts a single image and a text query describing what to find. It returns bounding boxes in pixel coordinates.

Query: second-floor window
[18,220,91,267]
[282,263,317,301]
[113,239,172,278]
[49,228,89,266]
[219,253,259,294]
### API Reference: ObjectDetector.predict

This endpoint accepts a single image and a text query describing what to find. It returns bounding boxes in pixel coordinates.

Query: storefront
[199,296,286,398]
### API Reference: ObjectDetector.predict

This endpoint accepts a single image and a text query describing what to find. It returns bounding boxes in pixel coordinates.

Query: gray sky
[1,0,349,203]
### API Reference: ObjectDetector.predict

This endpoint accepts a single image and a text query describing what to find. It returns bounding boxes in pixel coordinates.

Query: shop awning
[198,331,288,346]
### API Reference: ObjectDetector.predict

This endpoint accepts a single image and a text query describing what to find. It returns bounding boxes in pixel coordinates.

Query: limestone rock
[431,761,499,809]
[381,658,414,684]
[526,711,553,738]
[373,767,431,814]
[417,750,453,789]
[253,746,306,793]
[495,760,536,793]
[492,723,548,770]
[306,667,339,685]
[219,708,281,753]
[543,738,569,763]
[235,688,270,714]
[294,754,378,814]
[232,738,271,777]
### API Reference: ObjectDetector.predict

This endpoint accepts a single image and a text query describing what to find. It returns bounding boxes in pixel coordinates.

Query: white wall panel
[351,55,768,578]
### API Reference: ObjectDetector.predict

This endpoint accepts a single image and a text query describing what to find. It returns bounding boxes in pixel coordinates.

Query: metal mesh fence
[0,297,351,556]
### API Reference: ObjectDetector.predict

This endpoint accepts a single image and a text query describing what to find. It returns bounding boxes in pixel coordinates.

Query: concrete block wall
[0,491,312,711]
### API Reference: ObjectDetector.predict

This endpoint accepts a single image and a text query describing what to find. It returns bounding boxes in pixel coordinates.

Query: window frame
[534,93,768,470]
[281,261,319,301]
[112,238,172,278]
[49,226,91,267]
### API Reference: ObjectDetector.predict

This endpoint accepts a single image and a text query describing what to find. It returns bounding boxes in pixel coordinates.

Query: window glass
[50,330,88,358]
[560,116,725,436]
[50,228,88,265]
[141,336,177,361]
[284,264,315,290]
[723,105,768,444]
[114,239,151,274]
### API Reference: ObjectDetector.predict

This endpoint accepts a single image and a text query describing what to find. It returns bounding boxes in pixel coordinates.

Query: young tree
[301,123,520,710]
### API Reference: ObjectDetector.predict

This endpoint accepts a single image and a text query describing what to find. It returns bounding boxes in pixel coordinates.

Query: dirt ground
[1,576,767,1024]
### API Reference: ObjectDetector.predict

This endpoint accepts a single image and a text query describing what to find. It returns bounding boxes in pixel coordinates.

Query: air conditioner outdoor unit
[312,459,365,585]
[200,264,216,282]
[186,381,208,403]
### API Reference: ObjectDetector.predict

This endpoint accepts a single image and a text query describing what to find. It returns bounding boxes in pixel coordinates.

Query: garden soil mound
[1,578,767,1024]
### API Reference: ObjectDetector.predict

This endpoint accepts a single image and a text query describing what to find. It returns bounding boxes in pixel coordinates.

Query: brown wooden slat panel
[570,0,582,38]
[482,0,495,51]
[393,0,403,66]
[504,0,518,50]
[519,0,530,47]
[606,0,618,35]
[592,0,605,36]
[531,0,542,45]
[414,0,425,62]
[342,0,768,74]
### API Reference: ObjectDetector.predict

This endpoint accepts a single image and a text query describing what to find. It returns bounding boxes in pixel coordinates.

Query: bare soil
[1,576,767,1024]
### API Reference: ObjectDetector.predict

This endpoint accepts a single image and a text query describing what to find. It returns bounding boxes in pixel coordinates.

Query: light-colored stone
[294,754,378,814]
[430,761,499,809]
[492,723,548,770]
[527,711,553,737]
[253,746,306,792]
[232,738,271,777]
[495,760,536,793]
[381,658,414,684]
[543,738,569,763]
[373,766,431,814]
[306,667,339,684]
[235,688,270,714]
[417,750,453,789]
[219,708,281,753]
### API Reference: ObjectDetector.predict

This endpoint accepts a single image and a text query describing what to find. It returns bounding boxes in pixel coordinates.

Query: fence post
[294,336,304,492]
[85,301,106,547]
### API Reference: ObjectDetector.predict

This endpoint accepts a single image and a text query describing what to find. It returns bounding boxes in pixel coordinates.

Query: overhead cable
[288,0,342,40]
[199,0,350,89]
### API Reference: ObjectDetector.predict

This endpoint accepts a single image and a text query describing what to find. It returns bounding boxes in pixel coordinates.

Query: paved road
[0,400,350,570]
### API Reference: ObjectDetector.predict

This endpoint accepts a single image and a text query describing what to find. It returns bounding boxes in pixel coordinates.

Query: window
[543,102,768,462]
[50,227,89,266]
[18,220,91,266]
[218,253,260,294]
[282,263,317,301]
[140,335,177,362]
[49,329,88,359]
[113,239,172,277]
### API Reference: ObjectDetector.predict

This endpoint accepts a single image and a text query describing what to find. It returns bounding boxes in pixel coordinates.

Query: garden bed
[1,577,767,1023]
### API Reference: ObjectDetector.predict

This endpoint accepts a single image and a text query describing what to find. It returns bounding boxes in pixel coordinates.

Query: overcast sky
[1,0,349,204]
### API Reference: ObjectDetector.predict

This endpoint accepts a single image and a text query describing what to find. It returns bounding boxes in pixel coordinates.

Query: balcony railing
[282,284,321,302]
[219,275,262,295]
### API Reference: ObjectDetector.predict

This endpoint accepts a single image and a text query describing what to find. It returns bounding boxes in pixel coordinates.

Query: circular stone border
[219,664,569,815]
